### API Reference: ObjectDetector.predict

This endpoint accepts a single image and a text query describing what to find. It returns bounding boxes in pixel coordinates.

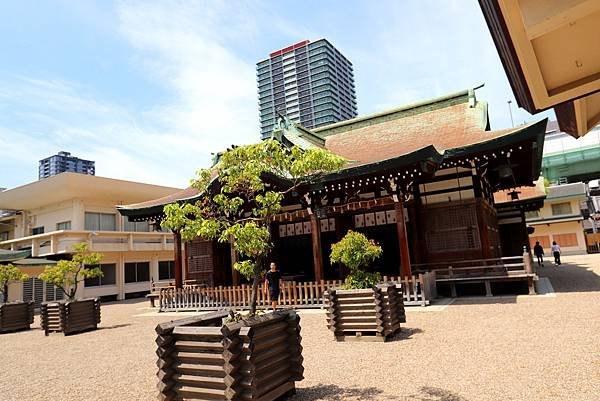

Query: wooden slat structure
[414,252,536,297]
[155,309,303,401]
[0,301,34,333]
[158,273,435,312]
[41,298,101,336]
[325,284,406,342]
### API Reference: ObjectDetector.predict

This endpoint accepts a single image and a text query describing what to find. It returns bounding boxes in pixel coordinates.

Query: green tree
[330,230,383,289]
[163,139,345,314]
[0,264,29,303]
[39,243,103,301]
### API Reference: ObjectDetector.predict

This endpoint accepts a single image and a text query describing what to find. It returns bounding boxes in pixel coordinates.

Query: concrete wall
[529,220,587,254]
[536,198,581,219]
[6,250,175,302]
[29,201,75,234]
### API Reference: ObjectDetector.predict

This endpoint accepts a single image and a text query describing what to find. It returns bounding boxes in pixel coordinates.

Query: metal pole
[507,100,514,128]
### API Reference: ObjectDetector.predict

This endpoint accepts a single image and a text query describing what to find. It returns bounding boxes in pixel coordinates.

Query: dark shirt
[265,270,281,291]
[533,244,544,256]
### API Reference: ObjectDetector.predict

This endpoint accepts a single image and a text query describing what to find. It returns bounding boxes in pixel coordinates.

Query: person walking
[533,241,544,267]
[264,262,282,311]
[551,241,561,265]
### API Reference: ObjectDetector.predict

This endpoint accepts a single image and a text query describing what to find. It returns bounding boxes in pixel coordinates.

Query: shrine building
[118,86,547,288]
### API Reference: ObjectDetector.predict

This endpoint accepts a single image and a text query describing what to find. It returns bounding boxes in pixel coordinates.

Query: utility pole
[507,100,514,128]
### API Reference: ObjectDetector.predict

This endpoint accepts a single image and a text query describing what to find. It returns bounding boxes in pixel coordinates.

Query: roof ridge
[313,86,484,137]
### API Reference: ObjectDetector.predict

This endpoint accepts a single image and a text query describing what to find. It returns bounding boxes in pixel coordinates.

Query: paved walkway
[0,254,598,401]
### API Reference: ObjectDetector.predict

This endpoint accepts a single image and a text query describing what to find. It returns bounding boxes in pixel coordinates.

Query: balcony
[0,230,175,257]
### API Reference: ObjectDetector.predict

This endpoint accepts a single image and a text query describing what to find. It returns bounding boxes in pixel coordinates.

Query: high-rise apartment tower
[257,39,357,138]
[38,151,95,179]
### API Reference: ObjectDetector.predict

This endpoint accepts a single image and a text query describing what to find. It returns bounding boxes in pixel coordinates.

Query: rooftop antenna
[507,100,514,128]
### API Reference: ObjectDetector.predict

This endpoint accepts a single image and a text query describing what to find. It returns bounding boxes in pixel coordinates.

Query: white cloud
[1,0,555,190]
[0,1,271,189]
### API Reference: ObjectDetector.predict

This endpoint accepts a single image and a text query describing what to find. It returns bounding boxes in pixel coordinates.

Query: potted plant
[0,264,33,333]
[155,308,303,401]
[38,243,103,335]
[326,230,405,342]
[161,136,342,399]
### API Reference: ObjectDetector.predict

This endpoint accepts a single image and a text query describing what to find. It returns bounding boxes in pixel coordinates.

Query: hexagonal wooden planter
[325,284,406,342]
[0,301,34,333]
[155,309,304,401]
[41,298,101,336]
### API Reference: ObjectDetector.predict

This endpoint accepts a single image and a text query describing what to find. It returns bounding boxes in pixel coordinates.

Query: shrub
[39,243,103,301]
[330,230,383,289]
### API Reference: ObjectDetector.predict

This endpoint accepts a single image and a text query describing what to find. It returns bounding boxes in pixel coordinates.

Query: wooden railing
[413,255,524,273]
[158,272,436,311]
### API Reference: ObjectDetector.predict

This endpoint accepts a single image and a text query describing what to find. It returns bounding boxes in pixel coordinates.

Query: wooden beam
[395,199,412,277]
[523,0,599,40]
[173,231,183,289]
[183,241,190,281]
[310,214,324,282]
[475,199,493,259]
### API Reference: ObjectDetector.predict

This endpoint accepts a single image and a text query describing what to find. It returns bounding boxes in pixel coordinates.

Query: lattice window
[421,203,481,252]
[187,239,215,286]
[426,227,481,252]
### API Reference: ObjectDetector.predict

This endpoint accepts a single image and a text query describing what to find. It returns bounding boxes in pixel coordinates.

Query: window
[56,221,71,231]
[0,231,8,241]
[84,264,117,287]
[553,233,578,247]
[524,211,540,219]
[123,219,150,232]
[125,262,150,283]
[158,261,176,280]
[551,202,573,216]
[32,226,44,235]
[85,212,116,231]
[529,236,550,249]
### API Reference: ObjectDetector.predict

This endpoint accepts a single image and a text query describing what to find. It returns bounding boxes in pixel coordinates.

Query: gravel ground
[1,254,598,401]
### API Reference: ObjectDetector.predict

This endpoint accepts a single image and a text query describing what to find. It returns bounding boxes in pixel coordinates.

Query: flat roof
[0,172,182,211]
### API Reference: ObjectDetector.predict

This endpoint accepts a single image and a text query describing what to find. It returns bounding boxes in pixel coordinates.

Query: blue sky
[0,0,553,189]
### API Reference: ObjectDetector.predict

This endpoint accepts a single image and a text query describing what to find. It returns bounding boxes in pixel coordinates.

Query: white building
[0,173,181,304]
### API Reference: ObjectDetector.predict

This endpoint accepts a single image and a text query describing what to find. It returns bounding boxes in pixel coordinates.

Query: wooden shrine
[118,87,548,290]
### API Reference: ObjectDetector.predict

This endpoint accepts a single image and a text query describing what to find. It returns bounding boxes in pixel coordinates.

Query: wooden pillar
[395,199,412,277]
[476,199,492,259]
[520,209,530,252]
[310,214,324,282]
[183,242,190,281]
[407,204,421,265]
[173,231,183,289]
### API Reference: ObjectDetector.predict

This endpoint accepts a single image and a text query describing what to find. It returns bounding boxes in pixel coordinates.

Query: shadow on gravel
[290,384,397,400]
[291,385,468,401]
[99,323,132,330]
[389,327,423,341]
[537,261,600,293]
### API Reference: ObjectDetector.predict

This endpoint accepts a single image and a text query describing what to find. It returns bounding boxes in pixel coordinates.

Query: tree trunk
[249,274,260,315]
[2,283,7,303]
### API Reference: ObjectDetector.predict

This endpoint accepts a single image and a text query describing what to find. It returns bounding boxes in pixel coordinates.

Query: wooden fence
[158,273,436,312]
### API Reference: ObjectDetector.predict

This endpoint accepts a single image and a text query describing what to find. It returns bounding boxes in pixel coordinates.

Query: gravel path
[1,254,598,401]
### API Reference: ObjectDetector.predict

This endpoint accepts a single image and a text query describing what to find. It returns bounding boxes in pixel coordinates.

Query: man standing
[533,241,544,267]
[264,262,281,310]
[551,241,562,265]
